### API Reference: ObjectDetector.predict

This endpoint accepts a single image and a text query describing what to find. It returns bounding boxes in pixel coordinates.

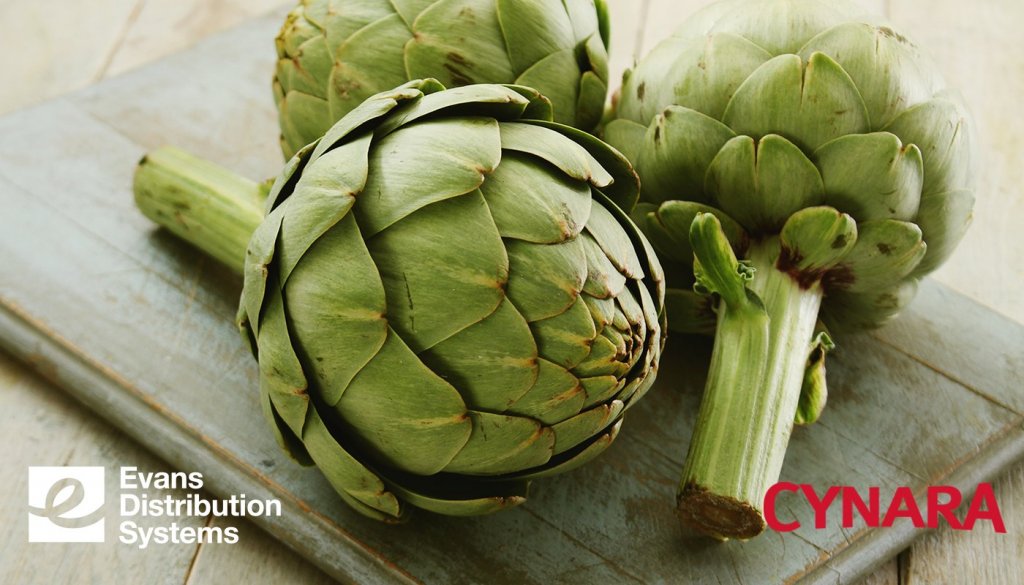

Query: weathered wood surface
[1,2,1022,584]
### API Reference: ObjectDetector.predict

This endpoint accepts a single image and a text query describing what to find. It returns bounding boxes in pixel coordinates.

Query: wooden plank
[0,352,203,585]
[185,517,336,585]
[1,8,1022,585]
[902,464,1024,585]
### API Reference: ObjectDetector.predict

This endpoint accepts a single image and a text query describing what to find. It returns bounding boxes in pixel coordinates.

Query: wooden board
[1,12,1022,585]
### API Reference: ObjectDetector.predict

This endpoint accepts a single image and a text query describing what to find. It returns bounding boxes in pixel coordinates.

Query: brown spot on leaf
[637,81,646,100]
[877,242,894,255]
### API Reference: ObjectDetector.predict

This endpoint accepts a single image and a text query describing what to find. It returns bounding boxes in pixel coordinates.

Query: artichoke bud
[274,0,612,159]
[608,0,975,333]
[795,328,834,425]
[241,80,665,521]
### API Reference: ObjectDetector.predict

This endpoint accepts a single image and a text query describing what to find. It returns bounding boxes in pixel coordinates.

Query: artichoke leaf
[367,190,507,353]
[506,359,586,425]
[617,33,770,124]
[573,336,623,378]
[517,420,622,480]
[390,0,436,27]
[277,134,371,283]
[602,118,647,165]
[278,32,332,97]
[794,329,833,425]
[815,132,923,222]
[443,411,555,475]
[513,49,581,127]
[261,388,311,465]
[722,52,869,152]
[316,2,393,52]
[479,153,592,244]
[374,84,534,135]
[912,188,974,276]
[798,22,943,129]
[524,120,640,212]
[303,409,406,522]
[579,375,623,408]
[828,219,926,293]
[583,294,616,330]
[283,213,387,405]
[278,93,332,163]
[577,67,606,132]
[334,328,472,476]
[419,298,538,412]
[637,106,736,205]
[779,206,857,275]
[654,200,747,263]
[241,208,284,339]
[326,14,412,124]
[579,232,627,299]
[883,93,974,200]
[257,277,310,438]
[385,478,528,517]
[498,122,613,188]
[277,7,322,55]
[706,134,825,233]
[405,0,516,85]
[310,79,438,161]
[585,201,645,280]
[497,0,575,75]
[356,117,501,236]
[550,400,624,455]
[531,295,598,369]
[823,278,919,332]
[504,238,586,322]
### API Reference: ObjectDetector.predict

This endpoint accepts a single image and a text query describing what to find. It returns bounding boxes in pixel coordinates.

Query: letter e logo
[27,466,105,542]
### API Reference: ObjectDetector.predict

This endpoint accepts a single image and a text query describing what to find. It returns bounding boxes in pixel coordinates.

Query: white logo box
[27,466,105,543]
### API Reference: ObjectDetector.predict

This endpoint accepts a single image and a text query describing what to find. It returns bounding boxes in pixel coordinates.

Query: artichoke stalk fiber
[605,0,974,539]
[135,80,665,521]
[274,0,612,158]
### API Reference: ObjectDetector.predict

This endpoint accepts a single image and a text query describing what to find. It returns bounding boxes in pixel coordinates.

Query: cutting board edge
[794,418,1024,585]
[0,298,419,585]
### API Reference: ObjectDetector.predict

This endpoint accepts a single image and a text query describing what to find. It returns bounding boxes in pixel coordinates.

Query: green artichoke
[135,80,665,521]
[274,0,612,158]
[604,0,974,539]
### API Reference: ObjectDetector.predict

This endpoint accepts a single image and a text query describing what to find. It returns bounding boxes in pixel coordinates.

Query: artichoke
[274,0,612,158]
[135,80,665,521]
[605,0,974,539]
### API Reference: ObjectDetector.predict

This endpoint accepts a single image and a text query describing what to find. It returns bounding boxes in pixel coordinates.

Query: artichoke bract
[135,80,665,521]
[605,0,974,539]
[274,0,612,158]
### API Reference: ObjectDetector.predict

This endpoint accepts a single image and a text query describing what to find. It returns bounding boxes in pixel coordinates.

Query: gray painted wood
[0,10,1021,585]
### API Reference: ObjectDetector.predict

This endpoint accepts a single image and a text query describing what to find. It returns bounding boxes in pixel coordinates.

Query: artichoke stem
[678,237,822,540]
[133,146,264,274]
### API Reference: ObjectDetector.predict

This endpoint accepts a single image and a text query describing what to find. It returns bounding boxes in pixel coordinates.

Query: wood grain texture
[0,352,204,585]
[901,470,1023,585]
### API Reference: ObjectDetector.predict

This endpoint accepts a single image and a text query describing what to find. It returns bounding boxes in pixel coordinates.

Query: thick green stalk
[678,221,822,540]
[133,146,264,274]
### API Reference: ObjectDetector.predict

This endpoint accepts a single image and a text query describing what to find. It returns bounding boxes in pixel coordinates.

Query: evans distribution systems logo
[27,466,106,542]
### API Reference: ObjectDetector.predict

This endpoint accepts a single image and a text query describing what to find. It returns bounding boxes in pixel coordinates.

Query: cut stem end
[677,483,766,540]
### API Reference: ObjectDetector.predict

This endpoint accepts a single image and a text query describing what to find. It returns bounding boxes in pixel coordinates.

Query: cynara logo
[27,466,105,542]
